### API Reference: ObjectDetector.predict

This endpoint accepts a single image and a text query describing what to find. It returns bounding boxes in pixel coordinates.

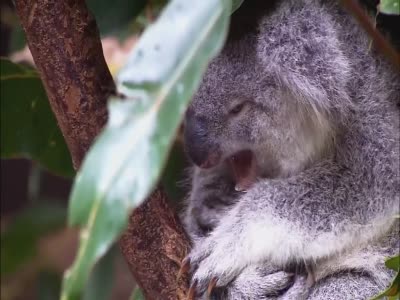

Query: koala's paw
[182,235,241,299]
[222,265,295,300]
[181,231,295,299]
[182,247,295,300]
[279,275,309,300]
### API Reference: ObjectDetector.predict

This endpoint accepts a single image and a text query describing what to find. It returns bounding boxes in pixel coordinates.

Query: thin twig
[341,0,400,69]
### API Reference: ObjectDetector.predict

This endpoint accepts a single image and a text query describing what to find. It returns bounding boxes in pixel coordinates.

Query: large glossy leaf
[0,58,75,178]
[61,0,231,299]
[83,246,116,300]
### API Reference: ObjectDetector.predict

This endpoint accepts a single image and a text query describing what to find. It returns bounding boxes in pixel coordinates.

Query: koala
[182,0,400,299]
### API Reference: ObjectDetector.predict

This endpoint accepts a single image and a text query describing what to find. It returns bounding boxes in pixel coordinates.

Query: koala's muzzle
[183,112,221,169]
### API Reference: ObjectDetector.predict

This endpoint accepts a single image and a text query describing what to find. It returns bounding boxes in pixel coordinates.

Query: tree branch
[120,190,190,299]
[14,0,190,298]
[341,0,400,69]
[14,0,112,169]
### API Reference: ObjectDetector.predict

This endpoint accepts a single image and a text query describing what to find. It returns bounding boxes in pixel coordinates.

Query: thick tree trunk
[14,0,190,299]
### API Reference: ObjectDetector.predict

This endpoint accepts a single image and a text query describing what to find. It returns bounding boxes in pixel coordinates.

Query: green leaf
[378,0,400,15]
[161,141,187,203]
[386,255,400,272]
[61,0,231,299]
[83,246,116,300]
[130,288,145,300]
[231,0,244,13]
[371,255,400,299]
[1,202,66,276]
[86,0,146,36]
[371,275,399,300]
[0,58,75,178]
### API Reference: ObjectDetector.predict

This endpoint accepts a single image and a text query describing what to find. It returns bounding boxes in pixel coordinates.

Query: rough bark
[120,190,190,300]
[14,0,113,169]
[14,0,190,299]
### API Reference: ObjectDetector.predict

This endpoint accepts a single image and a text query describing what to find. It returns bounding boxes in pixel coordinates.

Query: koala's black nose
[184,111,221,168]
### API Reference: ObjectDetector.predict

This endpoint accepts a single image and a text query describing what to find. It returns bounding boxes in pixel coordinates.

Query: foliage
[86,0,147,36]
[231,0,244,12]
[37,271,63,300]
[0,199,118,300]
[161,142,187,202]
[1,202,66,276]
[86,0,174,38]
[0,58,75,178]
[130,288,145,300]
[82,246,117,300]
[60,0,232,299]
[371,254,400,299]
[378,0,400,15]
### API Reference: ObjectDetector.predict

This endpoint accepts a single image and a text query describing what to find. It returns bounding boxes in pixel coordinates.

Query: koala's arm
[187,131,399,291]
[215,264,296,300]
[275,272,380,300]
[184,168,299,298]
[307,272,381,300]
[218,164,397,267]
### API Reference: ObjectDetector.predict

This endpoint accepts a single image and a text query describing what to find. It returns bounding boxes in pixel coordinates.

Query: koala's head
[184,55,333,178]
[184,1,353,178]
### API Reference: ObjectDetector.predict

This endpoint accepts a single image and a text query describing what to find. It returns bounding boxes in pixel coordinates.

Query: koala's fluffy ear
[256,1,353,120]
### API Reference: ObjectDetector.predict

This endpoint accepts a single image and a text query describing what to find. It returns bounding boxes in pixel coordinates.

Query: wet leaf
[61,0,231,299]
[0,58,75,178]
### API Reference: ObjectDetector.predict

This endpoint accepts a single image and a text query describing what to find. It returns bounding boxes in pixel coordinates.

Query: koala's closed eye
[229,102,247,116]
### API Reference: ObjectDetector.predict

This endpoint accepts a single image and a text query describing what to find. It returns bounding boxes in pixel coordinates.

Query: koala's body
[182,0,399,299]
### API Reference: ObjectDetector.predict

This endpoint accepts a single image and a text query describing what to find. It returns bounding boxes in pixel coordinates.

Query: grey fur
[182,0,399,299]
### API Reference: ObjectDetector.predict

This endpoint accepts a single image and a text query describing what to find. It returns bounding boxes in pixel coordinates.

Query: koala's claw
[178,257,191,280]
[184,233,242,298]
[207,277,218,297]
[187,280,197,300]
